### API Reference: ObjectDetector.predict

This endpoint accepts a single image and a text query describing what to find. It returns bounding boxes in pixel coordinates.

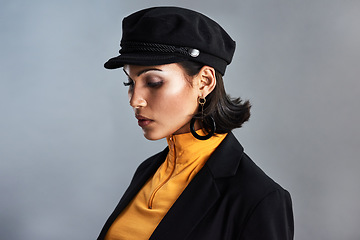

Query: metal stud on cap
[189,48,200,57]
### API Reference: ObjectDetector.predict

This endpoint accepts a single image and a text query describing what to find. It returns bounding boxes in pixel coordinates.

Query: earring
[190,97,216,140]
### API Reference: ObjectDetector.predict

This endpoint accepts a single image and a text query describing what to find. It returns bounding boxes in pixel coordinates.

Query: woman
[97,6,294,240]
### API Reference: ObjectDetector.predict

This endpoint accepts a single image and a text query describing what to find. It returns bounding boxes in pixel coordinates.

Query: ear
[196,66,216,97]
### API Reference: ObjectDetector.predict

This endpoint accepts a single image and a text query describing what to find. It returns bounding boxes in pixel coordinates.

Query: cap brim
[104,53,187,69]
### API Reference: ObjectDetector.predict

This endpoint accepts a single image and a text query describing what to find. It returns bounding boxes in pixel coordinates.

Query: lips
[135,114,154,128]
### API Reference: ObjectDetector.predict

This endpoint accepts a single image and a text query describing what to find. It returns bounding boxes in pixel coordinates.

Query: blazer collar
[206,132,244,178]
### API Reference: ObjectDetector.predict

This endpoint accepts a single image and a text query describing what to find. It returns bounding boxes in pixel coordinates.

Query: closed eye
[147,81,163,88]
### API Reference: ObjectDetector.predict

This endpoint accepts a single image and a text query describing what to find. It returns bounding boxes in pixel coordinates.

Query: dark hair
[178,61,251,134]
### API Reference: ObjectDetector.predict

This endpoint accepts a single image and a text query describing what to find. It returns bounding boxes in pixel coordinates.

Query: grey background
[1,0,359,239]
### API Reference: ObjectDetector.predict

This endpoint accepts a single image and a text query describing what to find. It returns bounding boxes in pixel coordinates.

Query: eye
[145,76,163,88]
[147,81,163,88]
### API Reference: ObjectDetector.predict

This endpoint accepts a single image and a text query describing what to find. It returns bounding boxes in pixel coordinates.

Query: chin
[143,135,162,141]
[142,125,187,141]
[142,131,166,141]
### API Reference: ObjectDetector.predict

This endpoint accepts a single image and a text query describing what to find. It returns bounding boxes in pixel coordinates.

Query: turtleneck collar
[166,130,228,164]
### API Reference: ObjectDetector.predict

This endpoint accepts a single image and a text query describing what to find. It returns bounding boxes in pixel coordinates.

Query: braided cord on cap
[120,42,197,57]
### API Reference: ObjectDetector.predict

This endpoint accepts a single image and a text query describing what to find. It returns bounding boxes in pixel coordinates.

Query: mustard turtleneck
[105,131,227,240]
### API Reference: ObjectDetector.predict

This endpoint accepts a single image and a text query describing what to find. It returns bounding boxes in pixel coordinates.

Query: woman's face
[123,63,200,140]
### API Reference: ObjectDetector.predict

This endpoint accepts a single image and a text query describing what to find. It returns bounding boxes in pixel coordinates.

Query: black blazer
[97,133,294,240]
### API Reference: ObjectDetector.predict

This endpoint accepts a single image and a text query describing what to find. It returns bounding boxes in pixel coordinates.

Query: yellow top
[104,131,227,240]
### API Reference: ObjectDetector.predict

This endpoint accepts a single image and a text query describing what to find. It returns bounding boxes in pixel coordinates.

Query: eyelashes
[123,79,134,87]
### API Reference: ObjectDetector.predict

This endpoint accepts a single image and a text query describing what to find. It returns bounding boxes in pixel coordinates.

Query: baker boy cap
[104,6,236,75]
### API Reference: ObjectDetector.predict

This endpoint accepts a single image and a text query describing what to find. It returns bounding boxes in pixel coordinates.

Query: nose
[129,88,147,109]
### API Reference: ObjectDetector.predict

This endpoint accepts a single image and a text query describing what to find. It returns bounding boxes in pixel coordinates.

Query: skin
[123,63,216,140]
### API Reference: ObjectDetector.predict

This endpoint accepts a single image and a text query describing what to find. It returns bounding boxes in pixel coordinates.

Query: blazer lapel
[149,165,220,240]
[149,132,243,240]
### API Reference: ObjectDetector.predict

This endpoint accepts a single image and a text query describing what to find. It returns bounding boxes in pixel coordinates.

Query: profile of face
[123,63,216,140]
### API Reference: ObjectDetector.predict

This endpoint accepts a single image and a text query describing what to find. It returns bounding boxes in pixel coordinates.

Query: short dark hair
[178,61,251,134]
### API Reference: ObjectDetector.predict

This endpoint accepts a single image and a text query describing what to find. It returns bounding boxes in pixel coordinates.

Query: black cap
[104,7,236,75]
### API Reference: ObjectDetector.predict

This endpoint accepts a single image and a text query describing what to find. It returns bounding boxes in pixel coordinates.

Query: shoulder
[209,132,290,205]
[236,154,294,238]
[240,152,287,196]
[201,133,294,238]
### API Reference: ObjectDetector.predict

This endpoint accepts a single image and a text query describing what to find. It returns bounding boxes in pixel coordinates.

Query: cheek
[152,84,197,117]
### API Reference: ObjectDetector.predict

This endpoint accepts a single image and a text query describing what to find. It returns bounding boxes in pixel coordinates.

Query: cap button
[189,48,200,57]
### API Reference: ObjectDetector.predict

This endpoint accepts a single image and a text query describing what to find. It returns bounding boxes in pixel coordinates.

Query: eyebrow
[123,67,162,77]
